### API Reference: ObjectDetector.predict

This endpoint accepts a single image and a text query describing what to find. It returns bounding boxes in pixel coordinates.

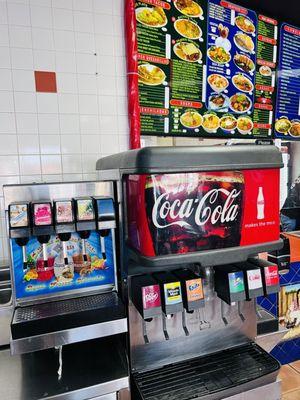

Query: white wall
[0,0,129,265]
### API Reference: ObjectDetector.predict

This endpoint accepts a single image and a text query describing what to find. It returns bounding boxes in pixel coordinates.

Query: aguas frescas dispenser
[97,145,283,400]
[8,202,31,272]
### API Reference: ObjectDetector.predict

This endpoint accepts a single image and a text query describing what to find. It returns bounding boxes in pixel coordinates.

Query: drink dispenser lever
[53,200,76,265]
[214,266,246,325]
[32,201,55,269]
[173,269,206,336]
[93,197,116,260]
[153,272,184,340]
[8,202,31,271]
[74,198,96,263]
[131,275,162,344]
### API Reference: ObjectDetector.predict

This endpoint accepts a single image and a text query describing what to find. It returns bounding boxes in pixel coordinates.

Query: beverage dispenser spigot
[8,202,31,272]
[248,258,280,296]
[131,275,162,344]
[53,200,75,265]
[32,201,55,272]
[93,197,116,260]
[74,197,96,263]
[214,266,246,325]
[173,269,206,335]
[153,272,183,340]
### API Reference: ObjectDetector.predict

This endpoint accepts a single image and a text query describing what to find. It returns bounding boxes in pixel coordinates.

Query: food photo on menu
[205,0,257,136]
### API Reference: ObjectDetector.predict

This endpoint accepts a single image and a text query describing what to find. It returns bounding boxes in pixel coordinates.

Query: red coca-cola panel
[126,169,280,257]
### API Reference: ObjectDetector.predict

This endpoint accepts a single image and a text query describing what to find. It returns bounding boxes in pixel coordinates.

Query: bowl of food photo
[174,19,202,40]
[289,120,300,138]
[237,116,254,134]
[220,114,237,133]
[207,74,229,93]
[180,110,203,129]
[207,45,231,65]
[229,93,252,114]
[275,117,292,135]
[232,73,254,93]
[136,6,167,28]
[202,113,220,133]
[174,42,202,62]
[234,32,255,53]
[138,64,166,86]
[174,0,203,18]
[235,15,255,34]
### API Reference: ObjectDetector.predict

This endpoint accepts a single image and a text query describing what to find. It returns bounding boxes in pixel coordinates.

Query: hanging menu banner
[125,0,278,144]
[275,24,300,140]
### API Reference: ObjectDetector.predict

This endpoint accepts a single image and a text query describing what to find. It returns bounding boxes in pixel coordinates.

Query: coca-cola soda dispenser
[96,145,283,400]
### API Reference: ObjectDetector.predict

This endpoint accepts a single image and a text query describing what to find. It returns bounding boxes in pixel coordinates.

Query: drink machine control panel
[32,201,54,237]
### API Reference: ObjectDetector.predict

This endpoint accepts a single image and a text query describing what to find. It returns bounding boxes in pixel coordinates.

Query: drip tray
[133,342,280,400]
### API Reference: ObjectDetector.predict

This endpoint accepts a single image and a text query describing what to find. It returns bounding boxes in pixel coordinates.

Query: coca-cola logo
[145,292,158,303]
[152,188,241,229]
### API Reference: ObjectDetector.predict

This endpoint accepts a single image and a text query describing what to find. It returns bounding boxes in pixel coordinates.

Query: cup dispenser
[94,197,116,260]
[74,197,96,264]
[8,202,31,271]
[53,199,75,265]
[31,201,55,278]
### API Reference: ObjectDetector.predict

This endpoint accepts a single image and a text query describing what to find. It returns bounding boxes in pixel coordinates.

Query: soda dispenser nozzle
[74,198,96,264]
[31,201,55,270]
[93,197,116,261]
[8,202,31,272]
[131,275,162,344]
[54,200,76,266]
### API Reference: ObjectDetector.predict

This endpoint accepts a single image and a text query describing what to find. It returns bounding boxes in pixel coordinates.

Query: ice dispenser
[8,202,31,271]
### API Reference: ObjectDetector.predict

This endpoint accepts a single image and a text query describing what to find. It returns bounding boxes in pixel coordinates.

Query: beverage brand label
[229,272,245,294]
[264,265,279,286]
[34,203,52,226]
[247,269,263,290]
[186,278,204,302]
[76,199,94,221]
[126,168,280,257]
[164,282,182,305]
[142,284,161,309]
[10,204,28,228]
[55,201,73,224]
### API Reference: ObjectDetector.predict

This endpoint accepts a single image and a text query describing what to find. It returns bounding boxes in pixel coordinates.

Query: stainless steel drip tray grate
[11,292,126,340]
[14,292,120,322]
[133,343,280,400]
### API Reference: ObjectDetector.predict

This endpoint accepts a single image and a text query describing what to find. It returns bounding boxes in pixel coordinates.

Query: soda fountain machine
[2,181,129,400]
[96,145,283,400]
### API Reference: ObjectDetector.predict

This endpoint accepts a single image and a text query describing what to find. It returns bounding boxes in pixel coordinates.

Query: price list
[252,15,278,137]
[275,24,300,140]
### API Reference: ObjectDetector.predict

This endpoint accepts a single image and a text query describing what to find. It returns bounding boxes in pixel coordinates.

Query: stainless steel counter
[0,336,129,400]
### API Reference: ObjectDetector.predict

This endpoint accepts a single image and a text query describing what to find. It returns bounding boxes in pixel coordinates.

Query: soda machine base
[0,336,129,400]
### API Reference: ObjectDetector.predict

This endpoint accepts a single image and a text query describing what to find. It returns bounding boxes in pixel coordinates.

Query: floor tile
[279,365,300,393]
[283,389,300,400]
[290,361,300,374]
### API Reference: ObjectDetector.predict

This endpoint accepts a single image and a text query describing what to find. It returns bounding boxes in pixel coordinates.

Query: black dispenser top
[31,201,55,237]
[93,197,116,231]
[74,197,96,232]
[53,199,75,234]
[8,202,31,239]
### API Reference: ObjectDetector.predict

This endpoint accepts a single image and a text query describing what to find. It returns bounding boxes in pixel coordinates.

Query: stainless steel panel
[224,379,281,400]
[3,181,113,209]
[11,317,128,355]
[90,394,116,400]
[129,270,256,372]
[255,325,289,353]
[0,304,13,346]
[0,337,129,400]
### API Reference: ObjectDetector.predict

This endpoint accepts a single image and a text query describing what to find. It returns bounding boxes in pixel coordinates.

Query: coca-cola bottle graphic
[257,187,265,220]
[144,171,245,255]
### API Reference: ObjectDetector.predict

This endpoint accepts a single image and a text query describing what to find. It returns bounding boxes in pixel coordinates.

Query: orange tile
[283,389,300,400]
[34,71,57,93]
[279,365,300,393]
[290,361,300,374]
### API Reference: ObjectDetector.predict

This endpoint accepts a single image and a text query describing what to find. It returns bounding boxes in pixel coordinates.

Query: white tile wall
[0,0,129,265]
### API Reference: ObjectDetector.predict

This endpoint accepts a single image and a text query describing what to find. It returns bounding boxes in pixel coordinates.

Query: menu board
[275,24,300,140]
[125,0,278,141]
